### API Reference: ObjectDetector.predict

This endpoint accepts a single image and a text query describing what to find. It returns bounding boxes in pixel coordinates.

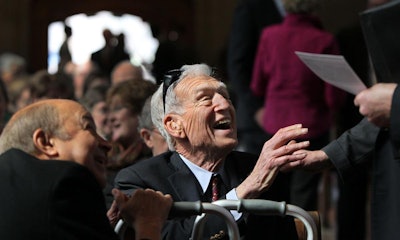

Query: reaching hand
[280,149,333,172]
[236,124,310,199]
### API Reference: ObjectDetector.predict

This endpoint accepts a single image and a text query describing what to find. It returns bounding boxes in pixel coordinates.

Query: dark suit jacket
[0,148,118,240]
[115,151,297,240]
[324,87,400,240]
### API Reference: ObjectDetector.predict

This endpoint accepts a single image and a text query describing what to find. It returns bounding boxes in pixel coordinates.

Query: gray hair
[0,101,69,155]
[151,63,214,150]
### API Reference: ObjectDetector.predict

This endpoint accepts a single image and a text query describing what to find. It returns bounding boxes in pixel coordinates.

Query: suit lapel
[221,153,244,190]
[167,153,203,201]
[166,152,251,201]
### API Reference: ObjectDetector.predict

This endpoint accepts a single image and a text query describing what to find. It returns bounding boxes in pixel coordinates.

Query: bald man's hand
[112,188,173,240]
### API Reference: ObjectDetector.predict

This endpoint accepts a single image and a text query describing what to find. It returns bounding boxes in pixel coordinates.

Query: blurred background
[0,0,366,74]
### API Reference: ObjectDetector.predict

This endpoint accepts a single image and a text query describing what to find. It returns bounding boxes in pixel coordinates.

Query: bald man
[0,99,172,240]
[111,60,144,85]
[111,60,157,85]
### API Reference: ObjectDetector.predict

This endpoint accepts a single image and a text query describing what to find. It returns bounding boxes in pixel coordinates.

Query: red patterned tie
[211,174,219,202]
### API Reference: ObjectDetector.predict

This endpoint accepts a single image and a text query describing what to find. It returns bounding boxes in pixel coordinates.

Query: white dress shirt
[179,154,242,220]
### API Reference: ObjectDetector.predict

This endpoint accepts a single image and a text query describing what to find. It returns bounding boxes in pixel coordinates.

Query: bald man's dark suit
[115,151,297,240]
[0,148,118,240]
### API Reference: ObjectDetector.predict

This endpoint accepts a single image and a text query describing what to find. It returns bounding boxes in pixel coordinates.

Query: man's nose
[213,93,231,110]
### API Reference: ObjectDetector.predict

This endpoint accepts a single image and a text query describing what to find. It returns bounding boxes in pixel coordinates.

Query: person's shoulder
[0,148,83,173]
[115,151,176,189]
[118,151,173,173]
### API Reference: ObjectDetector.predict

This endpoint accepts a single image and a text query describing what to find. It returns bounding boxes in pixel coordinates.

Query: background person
[80,84,111,140]
[250,0,347,211]
[104,79,157,209]
[137,96,168,156]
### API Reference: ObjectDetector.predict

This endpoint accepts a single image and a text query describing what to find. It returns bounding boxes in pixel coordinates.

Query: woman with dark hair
[103,79,157,209]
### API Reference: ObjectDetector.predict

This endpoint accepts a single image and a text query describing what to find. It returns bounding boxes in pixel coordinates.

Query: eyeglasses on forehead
[161,67,218,113]
[162,69,182,112]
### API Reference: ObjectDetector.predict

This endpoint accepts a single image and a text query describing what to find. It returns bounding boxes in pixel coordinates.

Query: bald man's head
[111,61,144,85]
[0,99,111,187]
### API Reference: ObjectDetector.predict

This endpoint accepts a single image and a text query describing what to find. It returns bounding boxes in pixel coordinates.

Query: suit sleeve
[322,118,380,181]
[114,167,145,196]
[389,85,400,159]
[50,164,118,240]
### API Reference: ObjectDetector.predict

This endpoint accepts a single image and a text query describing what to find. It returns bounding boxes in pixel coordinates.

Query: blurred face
[16,88,32,110]
[150,128,168,155]
[111,63,143,85]
[91,101,110,139]
[173,76,237,153]
[73,62,94,98]
[141,127,168,156]
[53,101,112,188]
[108,95,140,148]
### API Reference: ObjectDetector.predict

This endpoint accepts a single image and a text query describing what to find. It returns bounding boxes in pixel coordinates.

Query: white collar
[179,154,221,194]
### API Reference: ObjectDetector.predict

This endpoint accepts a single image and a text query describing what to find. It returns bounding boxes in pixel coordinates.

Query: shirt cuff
[226,189,242,220]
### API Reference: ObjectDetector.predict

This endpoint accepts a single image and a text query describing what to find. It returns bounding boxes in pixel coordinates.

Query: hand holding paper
[295,51,367,95]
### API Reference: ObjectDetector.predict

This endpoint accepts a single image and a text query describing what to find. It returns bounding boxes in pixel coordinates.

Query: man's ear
[32,129,59,159]
[164,114,185,138]
[140,128,153,149]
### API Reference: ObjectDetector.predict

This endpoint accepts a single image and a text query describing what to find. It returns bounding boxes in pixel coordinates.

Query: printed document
[295,51,367,95]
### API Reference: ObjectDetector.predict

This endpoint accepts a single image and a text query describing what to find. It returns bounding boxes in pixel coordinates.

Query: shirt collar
[179,154,223,194]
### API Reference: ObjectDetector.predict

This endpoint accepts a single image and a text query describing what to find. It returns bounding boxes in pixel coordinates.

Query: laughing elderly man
[115,63,309,239]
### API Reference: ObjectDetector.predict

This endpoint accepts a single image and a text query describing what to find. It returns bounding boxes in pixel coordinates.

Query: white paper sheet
[295,51,367,95]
